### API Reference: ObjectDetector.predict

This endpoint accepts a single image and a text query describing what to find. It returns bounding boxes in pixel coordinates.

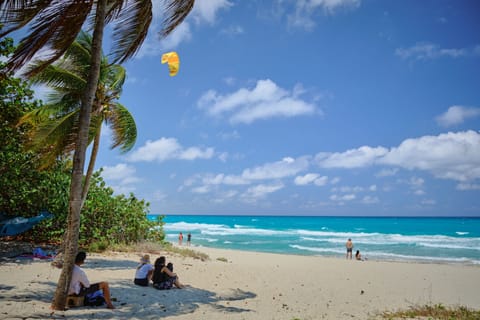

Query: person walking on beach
[178,232,183,246]
[187,233,191,246]
[68,251,115,309]
[346,238,354,260]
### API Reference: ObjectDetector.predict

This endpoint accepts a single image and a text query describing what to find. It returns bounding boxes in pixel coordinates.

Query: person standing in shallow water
[346,238,354,260]
[178,232,183,245]
[187,233,191,246]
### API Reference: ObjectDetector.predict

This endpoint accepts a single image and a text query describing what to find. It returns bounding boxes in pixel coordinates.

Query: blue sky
[37,1,480,216]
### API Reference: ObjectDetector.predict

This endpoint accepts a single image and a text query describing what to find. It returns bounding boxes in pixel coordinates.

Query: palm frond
[4,1,93,75]
[110,0,152,63]
[106,102,137,152]
[160,0,195,37]
[0,0,52,38]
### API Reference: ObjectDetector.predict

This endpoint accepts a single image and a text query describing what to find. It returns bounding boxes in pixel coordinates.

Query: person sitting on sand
[134,254,154,286]
[68,251,115,309]
[152,256,184,290]
[355,250,362,261]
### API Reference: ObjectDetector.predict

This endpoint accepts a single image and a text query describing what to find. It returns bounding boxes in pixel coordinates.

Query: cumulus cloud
[101,163,140,194]
[456,183,480,190]
[380,131,480,182]
[316,146,388,168]
[243,182,284,199]
[395,42,479,61]
[242,156,310,180]
[315,131,480,182]
[286,0,361,30]
[294,173,328,186]
[182,156,310,197]
[128,137,215,162]
[362,196,379,204]
[330,194,356,201]
[436,105,480,127]
[191,0,233,25]
[197,79,317,124]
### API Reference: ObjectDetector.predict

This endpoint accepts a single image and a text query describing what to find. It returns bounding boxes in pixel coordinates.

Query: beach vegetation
[1,0,194,310]
[20,30,137,208]
[0,35,164,250]
[217,257,229,262]
[381,303,480,319]
[162,242,210,261]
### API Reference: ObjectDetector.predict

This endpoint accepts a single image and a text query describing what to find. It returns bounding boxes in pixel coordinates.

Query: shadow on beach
[0,256,257,320]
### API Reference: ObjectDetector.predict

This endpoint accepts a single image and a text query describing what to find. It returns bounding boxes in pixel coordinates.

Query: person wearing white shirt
[134,254,154,286]
[68,251,115,309]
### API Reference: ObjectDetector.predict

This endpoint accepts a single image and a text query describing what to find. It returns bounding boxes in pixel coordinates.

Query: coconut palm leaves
[1,1,193,76]
[20,31,136,169]
[1,0,195,310]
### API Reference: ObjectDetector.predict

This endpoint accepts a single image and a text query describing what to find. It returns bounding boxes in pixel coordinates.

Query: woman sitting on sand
[355,250,363,261]
[134,254,154,286]
[152,256,185,290]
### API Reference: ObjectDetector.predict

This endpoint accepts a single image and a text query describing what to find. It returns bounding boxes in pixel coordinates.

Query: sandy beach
[0,245,479,320]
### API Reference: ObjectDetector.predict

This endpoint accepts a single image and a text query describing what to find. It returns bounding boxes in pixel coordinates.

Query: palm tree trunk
[81,126,102,207]
[51,0,107,311]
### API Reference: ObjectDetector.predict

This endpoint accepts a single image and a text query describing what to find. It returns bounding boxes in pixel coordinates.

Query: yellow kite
[161,51,180,76]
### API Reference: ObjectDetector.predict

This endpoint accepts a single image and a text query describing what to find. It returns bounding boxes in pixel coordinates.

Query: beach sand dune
[0,246,479,319]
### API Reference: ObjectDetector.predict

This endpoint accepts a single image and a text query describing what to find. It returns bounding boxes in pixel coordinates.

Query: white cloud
[376,168,398,177]
[243,182,284,199]
[330,194,356,201]
[456,183,480,190]
[101,163,138,182]
[197,79,317,124]
[294,173,328,186]
[294,173,319,185]
[395,42,479,60]
[241,156,310,180]
[191,0,233,25]
[101,163,140,194]
[436,105,480,127]
[316,146,388,168]
[128,137,214,162]
[316,131,480,182]
[286,0,361,30]
[381,131,480,182]
[220,25,244,36]
[362,196,379,204]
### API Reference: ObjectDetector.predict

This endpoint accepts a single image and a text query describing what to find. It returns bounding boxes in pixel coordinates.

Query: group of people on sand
[133,254,185,290]
[345,238,366,261]
[67,251,185,310]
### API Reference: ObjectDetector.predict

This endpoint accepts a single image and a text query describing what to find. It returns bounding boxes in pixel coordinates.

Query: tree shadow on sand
[0,257,257,319]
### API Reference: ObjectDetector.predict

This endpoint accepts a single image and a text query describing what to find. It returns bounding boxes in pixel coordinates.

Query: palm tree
[0,0,195,310]
[21,30,137,206]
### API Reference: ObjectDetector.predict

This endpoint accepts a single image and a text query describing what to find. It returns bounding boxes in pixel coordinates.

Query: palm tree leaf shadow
[110,280,256,318]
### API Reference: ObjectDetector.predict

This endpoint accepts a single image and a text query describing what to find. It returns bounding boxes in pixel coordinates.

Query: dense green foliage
[0,37,163,246]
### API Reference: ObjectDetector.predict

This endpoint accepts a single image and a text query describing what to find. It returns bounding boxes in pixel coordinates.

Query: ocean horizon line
[150,213,480,219]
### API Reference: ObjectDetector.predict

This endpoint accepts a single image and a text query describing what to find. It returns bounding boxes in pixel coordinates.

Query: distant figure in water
[346,238,354,260]
[178,232,183,246]
[355,250,363,261]
[187,233,191,246]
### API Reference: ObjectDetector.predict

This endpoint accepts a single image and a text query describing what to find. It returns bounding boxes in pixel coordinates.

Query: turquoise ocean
[148,215,480,265]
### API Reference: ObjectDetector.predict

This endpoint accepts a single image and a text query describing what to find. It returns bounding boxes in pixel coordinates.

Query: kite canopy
[161,51,180,76]
[0,211,53,237]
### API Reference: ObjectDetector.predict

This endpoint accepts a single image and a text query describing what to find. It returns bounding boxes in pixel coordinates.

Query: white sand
[0,245,479,319]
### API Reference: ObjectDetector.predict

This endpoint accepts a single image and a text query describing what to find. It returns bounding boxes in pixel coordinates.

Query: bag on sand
[84,290,105,306]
